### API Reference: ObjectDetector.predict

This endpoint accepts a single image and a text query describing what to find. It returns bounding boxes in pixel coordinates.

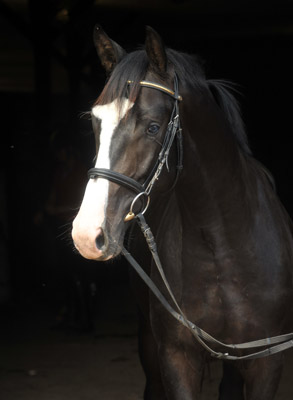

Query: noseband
[88,73,183,220]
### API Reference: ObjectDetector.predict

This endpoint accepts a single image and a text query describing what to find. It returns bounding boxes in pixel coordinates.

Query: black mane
[95,47,251,155]
[207,79,251,155]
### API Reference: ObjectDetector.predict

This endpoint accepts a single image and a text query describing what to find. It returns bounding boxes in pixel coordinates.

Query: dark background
[1,0,293,331]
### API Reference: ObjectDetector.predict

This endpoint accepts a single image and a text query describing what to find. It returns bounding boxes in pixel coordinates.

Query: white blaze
[90,98,134,218]
[72,98,133,260]
[92,98,133,169]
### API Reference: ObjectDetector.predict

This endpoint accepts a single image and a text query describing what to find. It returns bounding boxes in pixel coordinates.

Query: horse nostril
[95,228,105,250]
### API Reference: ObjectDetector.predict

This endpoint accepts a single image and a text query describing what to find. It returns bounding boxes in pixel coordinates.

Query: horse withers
[72,25,293,399]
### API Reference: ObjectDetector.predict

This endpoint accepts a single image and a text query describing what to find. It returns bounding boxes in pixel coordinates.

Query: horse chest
[149,259,228,339]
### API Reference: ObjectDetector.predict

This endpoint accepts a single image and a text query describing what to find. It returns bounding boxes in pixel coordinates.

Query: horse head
[72,26,180,260]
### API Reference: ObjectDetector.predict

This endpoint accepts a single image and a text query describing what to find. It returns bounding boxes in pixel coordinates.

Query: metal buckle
[124,192,150,221]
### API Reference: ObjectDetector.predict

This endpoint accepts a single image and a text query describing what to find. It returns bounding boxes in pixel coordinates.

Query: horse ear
[145,26,167,74]
[93,25,126,76]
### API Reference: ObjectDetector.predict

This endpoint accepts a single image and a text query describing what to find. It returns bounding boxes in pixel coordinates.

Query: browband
[127,80,182,101]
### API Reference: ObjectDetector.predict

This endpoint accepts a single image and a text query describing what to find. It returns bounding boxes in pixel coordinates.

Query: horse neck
[176,89,252,229]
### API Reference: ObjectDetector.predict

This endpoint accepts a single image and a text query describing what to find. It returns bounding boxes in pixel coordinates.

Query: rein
[89,75,293,360]
[123,214,293,361]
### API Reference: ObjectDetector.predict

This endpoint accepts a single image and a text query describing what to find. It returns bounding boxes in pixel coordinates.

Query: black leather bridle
[88,73,183,221]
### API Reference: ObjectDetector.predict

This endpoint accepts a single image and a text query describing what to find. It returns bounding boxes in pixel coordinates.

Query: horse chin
[94,253,114,262]
[97,245,123,262]
[73,242,120,262]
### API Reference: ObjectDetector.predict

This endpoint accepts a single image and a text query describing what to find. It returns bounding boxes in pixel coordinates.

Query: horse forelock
[94,50,149,111]
[93,48,205,107]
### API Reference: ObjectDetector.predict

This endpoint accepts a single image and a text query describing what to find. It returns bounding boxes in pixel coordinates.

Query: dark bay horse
[72,25,293,399]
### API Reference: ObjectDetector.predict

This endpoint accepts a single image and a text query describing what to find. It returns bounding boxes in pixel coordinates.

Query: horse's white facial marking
[72,98,133,260]
[92,98,133,169]
[90,98,134,220]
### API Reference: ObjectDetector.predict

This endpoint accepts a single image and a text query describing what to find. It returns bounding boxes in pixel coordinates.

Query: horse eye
[147,123,160,136]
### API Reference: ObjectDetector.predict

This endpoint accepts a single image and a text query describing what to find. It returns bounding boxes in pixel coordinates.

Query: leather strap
[128,80,183,101]
[88,168,145,194]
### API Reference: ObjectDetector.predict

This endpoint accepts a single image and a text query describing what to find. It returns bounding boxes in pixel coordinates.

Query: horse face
[72,80,173,260]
